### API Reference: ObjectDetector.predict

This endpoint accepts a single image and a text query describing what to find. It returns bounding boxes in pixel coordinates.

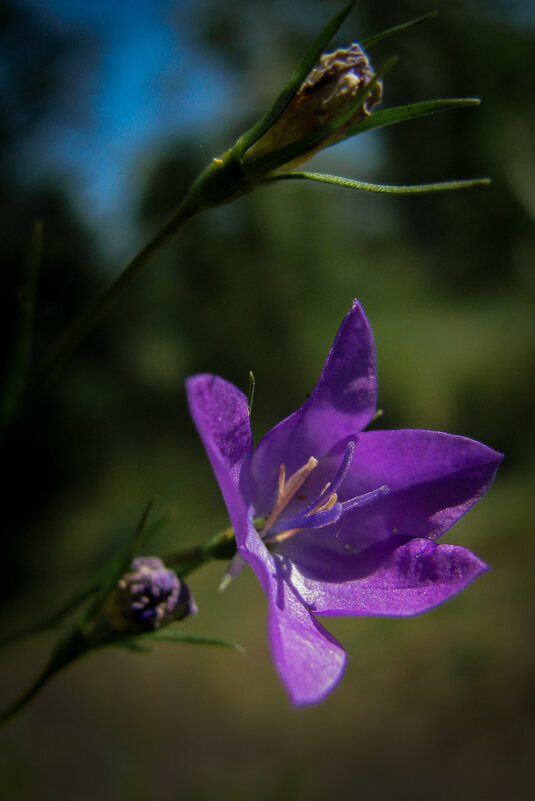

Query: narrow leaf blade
[117,640,153,653]
[247,370,255,416]
[235,1,357,155]
[83,498,156,623]
[142,628,244,652]
[272,170,491,194]
[348,97,480,137]
[361,11,437,49]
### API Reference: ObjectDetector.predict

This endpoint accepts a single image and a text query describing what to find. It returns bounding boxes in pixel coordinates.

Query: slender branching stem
[37,200,198,383]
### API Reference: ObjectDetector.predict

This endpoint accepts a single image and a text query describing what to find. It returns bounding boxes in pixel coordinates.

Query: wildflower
[182,8,488,214]
[186,301,502,705]
[90,556,196,639]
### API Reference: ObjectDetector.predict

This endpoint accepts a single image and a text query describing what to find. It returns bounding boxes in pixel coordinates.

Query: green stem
[0,524,239,722]
[37,200,197,383]
[165,526,237,578]
[36,147,251,383]
[0,626,88,725]
[0,585,96,650]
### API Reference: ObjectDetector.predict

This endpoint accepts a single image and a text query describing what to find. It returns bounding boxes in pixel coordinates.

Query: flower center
[259,441,388,544]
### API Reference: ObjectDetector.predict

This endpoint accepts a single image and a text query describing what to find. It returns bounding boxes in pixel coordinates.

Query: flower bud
[90,556,196,640]
[245,43,382,169]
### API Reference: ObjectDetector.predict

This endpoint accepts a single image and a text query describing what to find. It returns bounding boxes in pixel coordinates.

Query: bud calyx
[244,43,382,169]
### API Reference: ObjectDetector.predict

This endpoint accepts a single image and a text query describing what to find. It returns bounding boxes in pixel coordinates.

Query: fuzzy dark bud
[90,557,196,639]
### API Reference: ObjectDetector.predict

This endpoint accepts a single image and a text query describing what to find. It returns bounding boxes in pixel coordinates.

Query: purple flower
[186,301,502,705]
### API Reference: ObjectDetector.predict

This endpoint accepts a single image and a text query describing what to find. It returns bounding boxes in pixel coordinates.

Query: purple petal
[288,537,488,617]
[238,522,347,706]
[186,374,253,533]
[251,301,378,512]
[342,429,502,544]
[279,429,502,574]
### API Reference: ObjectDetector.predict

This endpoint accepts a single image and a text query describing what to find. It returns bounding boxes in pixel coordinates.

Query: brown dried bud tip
[245,43,382,169]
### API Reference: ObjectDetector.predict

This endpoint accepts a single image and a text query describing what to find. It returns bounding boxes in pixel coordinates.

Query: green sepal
[247,56,396,176]
[361,11,437,50]
[234,1,357,156]
[348,97,480,137]
[131,627,244,652]
[271,171,491,194]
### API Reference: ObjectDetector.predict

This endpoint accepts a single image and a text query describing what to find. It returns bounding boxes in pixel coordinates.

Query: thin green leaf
[74,507,171,612]
[0,585,95,650]
[347,97,480,137]
[235,1,357,156]
[83,498,156,623]
[141,628,244,652]
[248,57,396,176]
[1,627,88,724]
[271,171,491,194]
[247,371,255,416]
[361,11,437,49]
[0,501,172,648]
[142,508,176,547]
[117,640,152,653]
[130,497,157,554]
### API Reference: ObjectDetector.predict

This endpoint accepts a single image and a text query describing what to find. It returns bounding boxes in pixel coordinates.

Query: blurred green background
[1,0,534,799]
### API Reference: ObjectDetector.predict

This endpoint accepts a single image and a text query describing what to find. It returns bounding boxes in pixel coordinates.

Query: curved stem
[0,627,88,725]
[37,200,197,383]
[1,525,238,723]
[0,585,95,650]
[165,526,237,578]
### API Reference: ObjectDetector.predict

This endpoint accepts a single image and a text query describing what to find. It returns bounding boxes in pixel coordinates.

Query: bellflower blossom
[186,301,502,705]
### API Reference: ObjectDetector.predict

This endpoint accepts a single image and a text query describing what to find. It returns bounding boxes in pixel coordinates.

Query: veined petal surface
[252,300,377,512]
[240,521,347,705]
[279,429,502,578]
[186,375,253,526]
[287,537,488,616]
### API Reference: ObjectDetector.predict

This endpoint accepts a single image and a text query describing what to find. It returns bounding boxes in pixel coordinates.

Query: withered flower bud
[245,43,382,169]
[90,556,196,640]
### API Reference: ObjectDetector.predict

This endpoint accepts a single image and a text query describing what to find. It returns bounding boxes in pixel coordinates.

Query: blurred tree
[363,0,535,294]
[0,0,110,600]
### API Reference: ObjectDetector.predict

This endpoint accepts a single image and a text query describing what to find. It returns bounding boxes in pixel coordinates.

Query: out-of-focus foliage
[1,1,534,799]
[0,0,115,599]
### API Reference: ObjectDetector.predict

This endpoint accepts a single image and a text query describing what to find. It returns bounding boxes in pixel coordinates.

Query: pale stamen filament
[270,490,339,544]
[259,440,388,548]
[262,456,318,533]
[278,463,286,498]
[270,527,301,543]
[307,489,337,516]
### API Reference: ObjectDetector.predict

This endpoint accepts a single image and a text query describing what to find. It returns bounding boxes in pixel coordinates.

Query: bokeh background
[1,0,534,799]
